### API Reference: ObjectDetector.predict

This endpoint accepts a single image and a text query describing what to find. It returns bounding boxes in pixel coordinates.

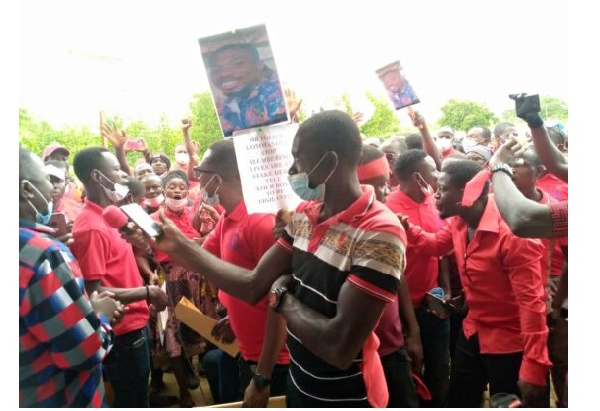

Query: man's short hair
[73,147,110,185]
[209,43,260,67]
[125,176,146,197]
[520,146,543,168]
[474,126,492,142]
[493,122,515,137]
[19,146,38,182]
[360,144,385,164]
[162,169,189,186]
[405,133,424,150]
[394,149,428,181]
[297,110,363,165]
[441,160,484,190]
[200,139,239,181]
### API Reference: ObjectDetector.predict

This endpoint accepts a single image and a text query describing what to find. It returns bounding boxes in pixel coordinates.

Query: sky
[18,0,570,130]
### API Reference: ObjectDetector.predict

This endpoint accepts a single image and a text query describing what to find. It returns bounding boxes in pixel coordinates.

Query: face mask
[201,175,221,206]
[288,152,337,201]
[23,180,53,225]
[175,153,189,165]
[145,194,164,208]
[436,138,453,152]
[414,173,433,197]
[96,171,130,203]
[462,138,476,152]
[165,197,187,212]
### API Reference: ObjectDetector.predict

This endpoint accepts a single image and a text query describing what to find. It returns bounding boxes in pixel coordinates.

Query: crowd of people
[19,99,568,407]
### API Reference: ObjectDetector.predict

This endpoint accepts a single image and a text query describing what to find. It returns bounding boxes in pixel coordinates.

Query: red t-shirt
[385,189,446,307]
[202,201,289,364]
[375,295,404,357]
[151,205,201,263]
[406,195,551,386]
[536,173,568,201]
[71,200,149,336]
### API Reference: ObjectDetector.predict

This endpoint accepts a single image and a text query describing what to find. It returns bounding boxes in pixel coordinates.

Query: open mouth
[173,194,182,200]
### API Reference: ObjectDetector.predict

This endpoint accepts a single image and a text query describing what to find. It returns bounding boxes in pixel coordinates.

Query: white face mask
[96,171,129,203]
[436,138,453,152]
[145,194,164,208]
[201,174,221,207]
[175,153,189,165]
[462,138,477,152]
[165,197,187,212]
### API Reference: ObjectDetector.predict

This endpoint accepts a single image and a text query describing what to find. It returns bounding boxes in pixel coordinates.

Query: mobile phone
[508,93,540,116]
[49,212,69,236]
[424,292,450,319]
[125,138,143,151]
[120,203,162,237]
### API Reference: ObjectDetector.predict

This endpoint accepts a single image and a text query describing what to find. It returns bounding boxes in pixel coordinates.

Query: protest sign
[376,60,420,110]
[233,123,301,214]
[199,24,289,138]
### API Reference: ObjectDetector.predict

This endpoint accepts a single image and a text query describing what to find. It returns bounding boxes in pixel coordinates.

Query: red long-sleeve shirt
[406,196,551,385]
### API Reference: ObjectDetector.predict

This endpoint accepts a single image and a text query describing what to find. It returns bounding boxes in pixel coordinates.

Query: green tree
[438,99,498,132]
[540,95,568,123]
[359,92,402,138]
[187,91,223,154]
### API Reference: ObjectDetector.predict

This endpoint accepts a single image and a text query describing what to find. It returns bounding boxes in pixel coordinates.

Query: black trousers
[448,330,524,408]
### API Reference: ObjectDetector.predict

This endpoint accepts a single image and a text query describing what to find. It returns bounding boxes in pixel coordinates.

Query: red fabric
[359,332,388,408]
[385,189,445,306]
[357,156,389,181]
[461,169,491,207]
[536,173,568,201]
[202,202,289,364]
[537,190,567,276]
[151,205,200,263]
[549,201,568,239]
[412,373,432,400]
[374,296,405,357]
[71,200,149,336]
[405,196,551,385]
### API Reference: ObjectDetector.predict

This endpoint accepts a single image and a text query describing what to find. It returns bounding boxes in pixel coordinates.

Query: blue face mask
[23,180,53,225]
[287,152,337,201]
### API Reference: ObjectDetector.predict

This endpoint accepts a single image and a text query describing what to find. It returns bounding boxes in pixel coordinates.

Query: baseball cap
[43,142,70,161]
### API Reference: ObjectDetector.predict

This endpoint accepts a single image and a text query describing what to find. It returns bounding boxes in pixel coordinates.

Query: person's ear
[20,180,35,200]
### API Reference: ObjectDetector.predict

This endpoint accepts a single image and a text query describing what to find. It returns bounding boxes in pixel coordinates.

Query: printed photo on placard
[376,61,420,110]
[199,24,289,138]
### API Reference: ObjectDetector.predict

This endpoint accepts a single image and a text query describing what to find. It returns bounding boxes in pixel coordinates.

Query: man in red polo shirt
[399,160,550,408]
[194,139,289,407]
[385,149,450,407]
[71,147,168,408]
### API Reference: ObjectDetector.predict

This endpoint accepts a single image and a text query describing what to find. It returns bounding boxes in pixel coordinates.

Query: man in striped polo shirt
[150,110,407,407]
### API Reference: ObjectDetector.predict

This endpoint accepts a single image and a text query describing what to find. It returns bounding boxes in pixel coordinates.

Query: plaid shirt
[19,219,113,407]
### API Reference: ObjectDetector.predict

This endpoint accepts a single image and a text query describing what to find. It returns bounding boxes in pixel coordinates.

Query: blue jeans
[415,306,450,407]
[103,327,151,407]
[202,349,240,404]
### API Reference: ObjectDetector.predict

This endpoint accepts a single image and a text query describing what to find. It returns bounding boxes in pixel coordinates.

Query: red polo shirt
[151,205,201,263]
[536,173,568,201]
[385,189,446,306]
[406,196,551,386]
[202,201,289,364]
[71,200,149,336]
[537,189,567,277]
[54,195,82,223]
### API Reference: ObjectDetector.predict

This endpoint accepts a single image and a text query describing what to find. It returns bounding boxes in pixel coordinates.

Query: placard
[199,24,289,138]
[233,123,302,214]
[375,60,420,110]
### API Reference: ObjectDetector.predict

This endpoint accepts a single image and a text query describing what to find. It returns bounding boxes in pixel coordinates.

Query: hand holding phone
[424,292,450,319]
[125,138,143,151]
[49,213,69,236]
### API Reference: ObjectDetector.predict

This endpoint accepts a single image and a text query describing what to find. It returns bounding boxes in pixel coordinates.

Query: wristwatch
[252,372,272,388]
[268,286,288,312]
[490,162,513,178]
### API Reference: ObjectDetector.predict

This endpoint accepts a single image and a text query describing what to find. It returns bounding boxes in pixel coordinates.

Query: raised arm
[514,96,568,182]
[409,107,442,170]
[102,122,132,176]
[181,118,201,182]
[489,139,557,238]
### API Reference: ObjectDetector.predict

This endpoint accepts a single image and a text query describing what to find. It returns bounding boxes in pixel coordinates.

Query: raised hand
[134,137,149,153]
[102,122,128,150]
[182,117,193,133]
[284,87,303,121]
[351,111,364,125]
[488,138,523,168]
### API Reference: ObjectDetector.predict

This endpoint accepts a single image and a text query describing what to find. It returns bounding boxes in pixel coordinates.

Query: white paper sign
[233,123,302,214]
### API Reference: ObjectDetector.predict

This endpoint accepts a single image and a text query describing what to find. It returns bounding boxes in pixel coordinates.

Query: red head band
[357,156,389,181]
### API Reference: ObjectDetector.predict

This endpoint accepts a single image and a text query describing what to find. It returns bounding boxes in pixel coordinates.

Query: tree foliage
[359,92,403,138]
[540,95,568,123]
[438,99,498,132]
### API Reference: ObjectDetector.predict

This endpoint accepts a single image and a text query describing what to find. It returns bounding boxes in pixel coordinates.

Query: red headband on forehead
[357,156,389,181]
